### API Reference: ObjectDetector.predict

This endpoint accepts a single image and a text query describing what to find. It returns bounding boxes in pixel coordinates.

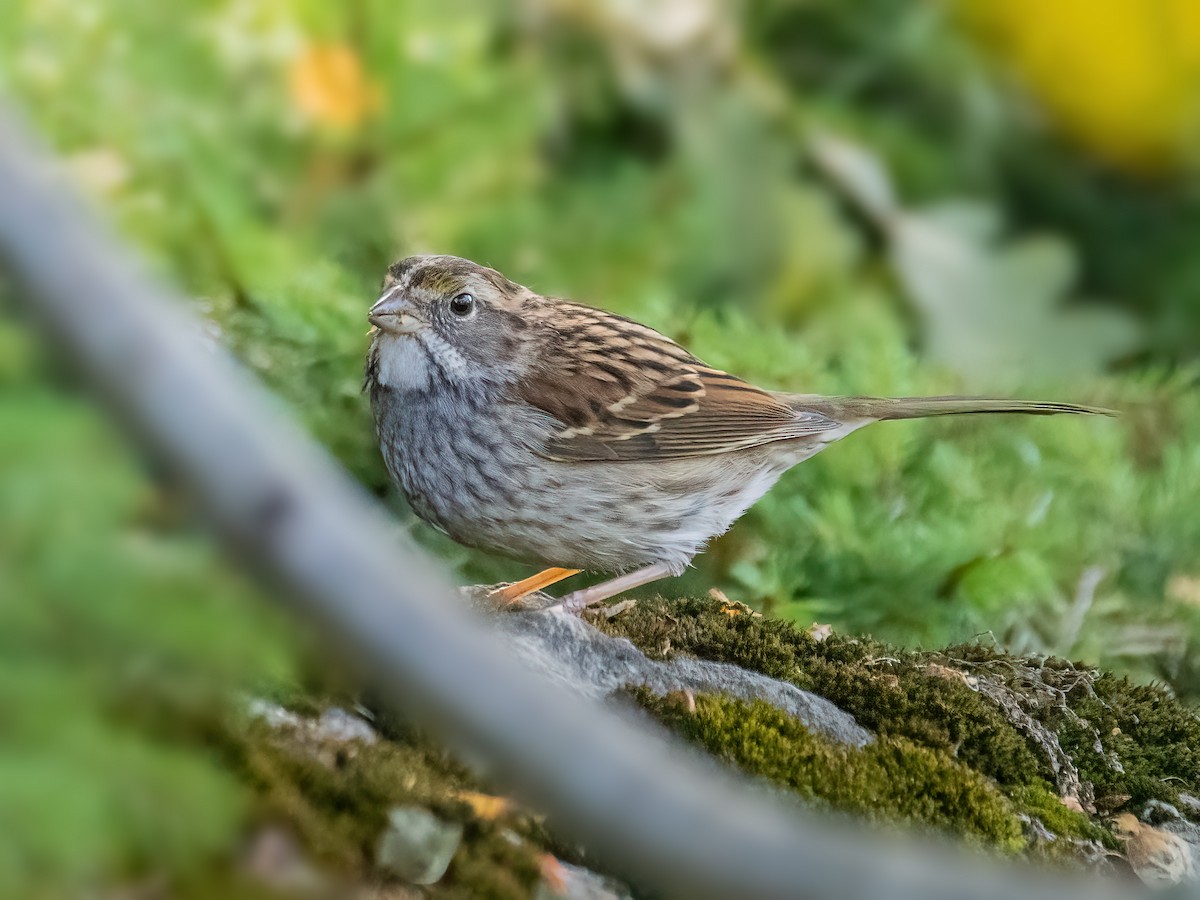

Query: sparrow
[365,255,1110,611]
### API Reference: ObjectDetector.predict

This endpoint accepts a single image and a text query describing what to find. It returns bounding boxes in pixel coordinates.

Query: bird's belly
[389,422,805,573]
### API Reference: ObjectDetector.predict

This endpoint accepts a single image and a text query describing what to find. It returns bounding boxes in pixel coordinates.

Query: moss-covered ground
[210,717,545,899]
[151,593,1200,896]
[119,685,550,899]
[599,596,1200,861]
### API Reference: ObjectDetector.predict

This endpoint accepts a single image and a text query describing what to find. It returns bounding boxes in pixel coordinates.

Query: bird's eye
[449,292,475,317]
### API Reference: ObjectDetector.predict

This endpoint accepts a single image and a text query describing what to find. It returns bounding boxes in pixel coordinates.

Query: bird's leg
[490,567,582,605]
[550,562,675,614]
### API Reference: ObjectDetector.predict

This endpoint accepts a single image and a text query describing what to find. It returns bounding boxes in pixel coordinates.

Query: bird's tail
[787,394,1115,423]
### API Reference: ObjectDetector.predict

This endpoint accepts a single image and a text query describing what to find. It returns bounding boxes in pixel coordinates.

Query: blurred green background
[4,0,1200,892]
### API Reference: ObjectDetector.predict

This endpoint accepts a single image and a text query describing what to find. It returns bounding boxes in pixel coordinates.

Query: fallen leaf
[453,790,511,822]
[711,588,760,618]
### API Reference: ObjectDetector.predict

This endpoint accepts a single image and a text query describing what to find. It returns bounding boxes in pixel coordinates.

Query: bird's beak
[369,289,426,335]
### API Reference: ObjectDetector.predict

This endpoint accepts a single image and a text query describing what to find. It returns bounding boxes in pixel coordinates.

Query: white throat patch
[375,331,474,391]
[375,335,433,391]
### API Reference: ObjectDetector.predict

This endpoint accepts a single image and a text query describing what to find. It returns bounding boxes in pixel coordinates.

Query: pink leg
[550,562,676,614]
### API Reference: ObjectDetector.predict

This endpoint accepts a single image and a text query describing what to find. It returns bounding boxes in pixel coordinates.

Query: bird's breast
[372,391,814,572]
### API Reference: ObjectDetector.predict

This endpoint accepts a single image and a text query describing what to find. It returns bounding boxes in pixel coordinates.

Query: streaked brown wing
[517,304,840,461]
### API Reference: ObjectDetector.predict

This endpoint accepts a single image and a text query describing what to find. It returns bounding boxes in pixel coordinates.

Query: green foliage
[4,0,1200,891]
[4,0,1200,689]
[0,319,297,892]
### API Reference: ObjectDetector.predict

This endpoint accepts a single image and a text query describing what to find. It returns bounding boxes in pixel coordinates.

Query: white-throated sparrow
[365,255,1110,611]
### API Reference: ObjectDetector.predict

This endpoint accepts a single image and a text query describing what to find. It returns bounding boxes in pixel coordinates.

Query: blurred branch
[0,104,1138,900]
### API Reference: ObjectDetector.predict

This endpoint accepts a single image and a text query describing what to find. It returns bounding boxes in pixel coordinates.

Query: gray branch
[0,105,1139,900]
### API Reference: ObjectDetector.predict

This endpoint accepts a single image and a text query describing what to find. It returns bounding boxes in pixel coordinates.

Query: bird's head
[366,254,537,393]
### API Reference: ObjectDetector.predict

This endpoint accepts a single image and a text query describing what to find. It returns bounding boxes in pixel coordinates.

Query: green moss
[196,710,543,900]
[1055,674,1200,808]
[605,595,1200,857]
[1009,785,1114,850]
[931,643,1200,810]
[238,724,540,900]
[634,689,1025,851]
[602,597,1049,788]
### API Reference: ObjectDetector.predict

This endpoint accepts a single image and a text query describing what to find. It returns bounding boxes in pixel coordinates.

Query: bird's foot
[487,567,581,608]
[546,561,675,615]
[548,591,597,616]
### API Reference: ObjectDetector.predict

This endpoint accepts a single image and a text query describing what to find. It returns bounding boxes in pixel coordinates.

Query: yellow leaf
[287,42,381,131]
[958,0,1200,170]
